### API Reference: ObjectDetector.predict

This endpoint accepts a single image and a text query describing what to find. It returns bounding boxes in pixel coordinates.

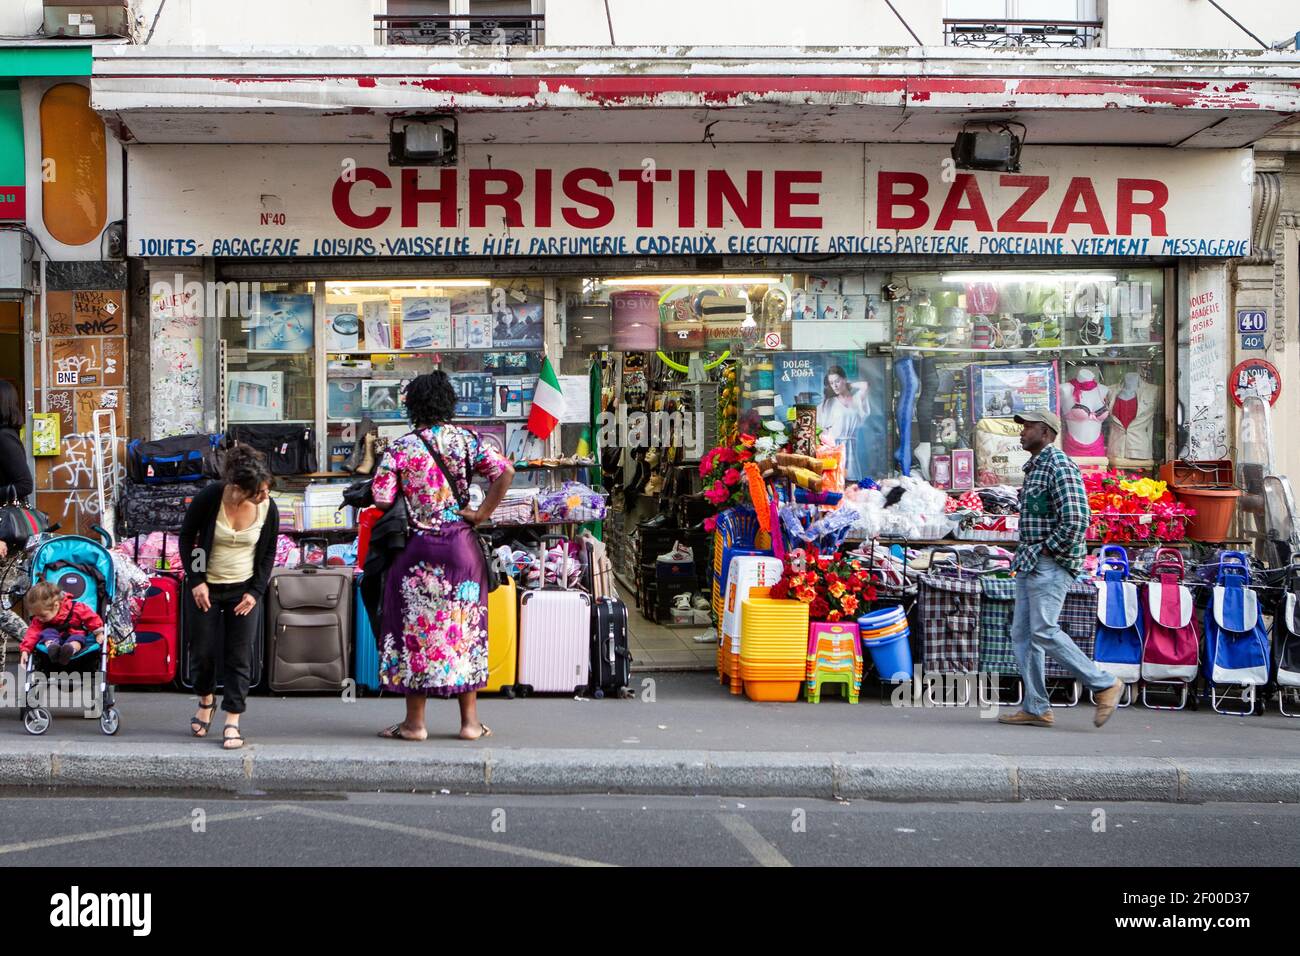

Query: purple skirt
[377,523,488,697]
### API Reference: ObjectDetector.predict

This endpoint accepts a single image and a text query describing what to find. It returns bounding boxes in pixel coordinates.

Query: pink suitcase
[518,537,591,695]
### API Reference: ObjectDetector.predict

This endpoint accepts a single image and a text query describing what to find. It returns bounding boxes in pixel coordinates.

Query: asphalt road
[0,793,1296,867]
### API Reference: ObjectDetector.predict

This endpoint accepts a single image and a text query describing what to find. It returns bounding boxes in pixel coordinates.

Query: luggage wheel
[978,674,1022,708]
[923,673,974,707]
[1088,682,1134,708]
[1278,687,1300,718]
[1211,684,1258,716]
[1048,679,1081,708]
[501,685,516,700]
[1141,680,1189,711]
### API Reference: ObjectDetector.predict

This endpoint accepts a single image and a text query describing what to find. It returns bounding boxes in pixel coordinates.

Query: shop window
[223,281,317,427]
[39,83,107,248]
[888,268,1166,485]
[321,277,545,471]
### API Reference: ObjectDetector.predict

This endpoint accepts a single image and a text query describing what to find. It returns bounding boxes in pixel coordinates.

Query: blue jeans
[1012,553,1117,716]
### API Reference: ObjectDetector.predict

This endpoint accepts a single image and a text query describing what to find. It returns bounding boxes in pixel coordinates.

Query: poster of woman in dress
[774,351,888,481]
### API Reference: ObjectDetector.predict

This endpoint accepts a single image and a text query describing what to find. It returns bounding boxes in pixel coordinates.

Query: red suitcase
[110,573,180,685]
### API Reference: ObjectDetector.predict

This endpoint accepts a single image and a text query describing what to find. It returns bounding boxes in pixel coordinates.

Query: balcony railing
[944,18,1102,48]
[375,14,545,46]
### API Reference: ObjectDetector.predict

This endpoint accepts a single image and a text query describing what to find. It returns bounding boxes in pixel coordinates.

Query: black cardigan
[178,483,279,598]
[0,427,34,502]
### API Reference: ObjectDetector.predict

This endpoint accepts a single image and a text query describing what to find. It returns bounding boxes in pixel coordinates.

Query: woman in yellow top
[178,445,279,750]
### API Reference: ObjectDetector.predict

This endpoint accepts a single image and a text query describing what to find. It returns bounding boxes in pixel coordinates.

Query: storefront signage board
[127,145,1251,259]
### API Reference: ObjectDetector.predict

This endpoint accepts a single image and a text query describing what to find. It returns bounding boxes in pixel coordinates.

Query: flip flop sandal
[222,726,245,750]
[190,699,216,738]
[377,723,424,741]
[476,724,492,740]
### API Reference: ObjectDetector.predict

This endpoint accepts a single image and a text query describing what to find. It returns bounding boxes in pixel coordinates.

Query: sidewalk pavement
[1,671,1297,802]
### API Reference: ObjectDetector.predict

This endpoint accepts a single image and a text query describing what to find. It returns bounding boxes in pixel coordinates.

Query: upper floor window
[946,0,1101,48]
[376,0,545,46]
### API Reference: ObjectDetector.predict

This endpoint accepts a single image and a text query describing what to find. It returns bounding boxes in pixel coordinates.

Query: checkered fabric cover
[1046,578,1100,679]
[978,576,1019,675]
[918,571,982,673]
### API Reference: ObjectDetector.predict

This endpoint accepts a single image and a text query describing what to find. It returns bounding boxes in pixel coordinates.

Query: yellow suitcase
[485,576,519,695]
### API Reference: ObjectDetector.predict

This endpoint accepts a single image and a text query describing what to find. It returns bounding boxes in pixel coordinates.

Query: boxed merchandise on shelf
[450,372,495,418]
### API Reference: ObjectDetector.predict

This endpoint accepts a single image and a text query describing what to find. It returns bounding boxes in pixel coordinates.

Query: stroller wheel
[100,706,121,736]
[23,707,51,736]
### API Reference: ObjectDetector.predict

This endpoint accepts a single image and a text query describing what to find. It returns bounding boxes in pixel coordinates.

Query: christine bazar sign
[127,144,1252,259]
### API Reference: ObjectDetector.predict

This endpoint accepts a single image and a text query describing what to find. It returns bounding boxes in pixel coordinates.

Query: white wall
[545,0,945,46]
[0,0,44,37]
[132,0,376,46]
[1102,0,1298,50]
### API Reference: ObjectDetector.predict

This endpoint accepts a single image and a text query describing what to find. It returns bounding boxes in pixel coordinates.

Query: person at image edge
[1000,409,1123,728]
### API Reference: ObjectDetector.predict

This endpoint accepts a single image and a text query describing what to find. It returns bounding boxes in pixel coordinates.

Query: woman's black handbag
[0,484,49,545]
[420,431,501,593]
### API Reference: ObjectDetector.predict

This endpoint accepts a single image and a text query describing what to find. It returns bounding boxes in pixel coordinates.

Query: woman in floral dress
[371,372,514,741]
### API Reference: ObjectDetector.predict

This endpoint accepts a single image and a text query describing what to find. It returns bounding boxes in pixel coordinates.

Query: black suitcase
[589,596,632,698]
[177,585,266,693]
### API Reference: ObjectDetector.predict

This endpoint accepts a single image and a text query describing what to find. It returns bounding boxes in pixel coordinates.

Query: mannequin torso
[1060,369,1109,456]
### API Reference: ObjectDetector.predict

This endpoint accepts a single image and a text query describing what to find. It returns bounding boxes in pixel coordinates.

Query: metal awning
[92,44,1300,148]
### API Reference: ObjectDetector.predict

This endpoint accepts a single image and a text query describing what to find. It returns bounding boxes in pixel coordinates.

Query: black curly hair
[403,371,456,428]
[223,443,274,496]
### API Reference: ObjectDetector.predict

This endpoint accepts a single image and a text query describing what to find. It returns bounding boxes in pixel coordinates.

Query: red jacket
[21,594,104,654]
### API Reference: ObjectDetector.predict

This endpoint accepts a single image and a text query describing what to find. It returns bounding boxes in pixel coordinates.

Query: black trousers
[187,580,258,714]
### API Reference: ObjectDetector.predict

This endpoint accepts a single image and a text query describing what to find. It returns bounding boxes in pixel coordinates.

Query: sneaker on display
[692,627,719,644]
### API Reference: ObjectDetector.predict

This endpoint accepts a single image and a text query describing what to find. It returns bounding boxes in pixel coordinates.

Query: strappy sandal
[461,723,492,740]
[222,725,245,750]
[190,698,216,738]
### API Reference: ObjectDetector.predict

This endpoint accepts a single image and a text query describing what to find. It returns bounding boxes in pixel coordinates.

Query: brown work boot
[1093,679,1125,727]
[997,709,1054,727]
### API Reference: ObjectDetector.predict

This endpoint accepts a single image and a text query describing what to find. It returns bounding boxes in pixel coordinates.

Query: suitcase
[518,535,590,695]
[484,573,519,696]
[590,596,632,698]
[265,566,352,692]
[353,579,382,694]
[110,572,180,685]
[177,584,265,692]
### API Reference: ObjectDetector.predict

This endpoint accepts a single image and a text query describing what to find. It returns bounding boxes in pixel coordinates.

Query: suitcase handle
[536,535,574,591]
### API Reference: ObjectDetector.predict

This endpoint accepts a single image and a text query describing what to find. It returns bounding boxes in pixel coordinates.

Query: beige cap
[1014,410,1062,434]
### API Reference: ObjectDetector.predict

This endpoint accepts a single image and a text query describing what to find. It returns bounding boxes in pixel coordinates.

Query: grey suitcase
[518,536,591,695]
[265,566,352,692]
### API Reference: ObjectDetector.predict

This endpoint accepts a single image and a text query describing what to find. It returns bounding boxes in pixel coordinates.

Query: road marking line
[0,805,295,856]
[284,805,615,867]
[716,813,792,867]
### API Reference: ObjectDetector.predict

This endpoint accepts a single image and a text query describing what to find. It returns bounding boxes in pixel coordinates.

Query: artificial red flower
[722,468,741,486]
[809,597,830,620]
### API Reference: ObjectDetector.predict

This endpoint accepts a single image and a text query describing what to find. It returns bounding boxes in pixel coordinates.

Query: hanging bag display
[227,424,318,476]
[1276,573,1300,716]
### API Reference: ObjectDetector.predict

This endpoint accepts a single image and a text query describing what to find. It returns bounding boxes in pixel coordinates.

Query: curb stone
[1,744,1297,803]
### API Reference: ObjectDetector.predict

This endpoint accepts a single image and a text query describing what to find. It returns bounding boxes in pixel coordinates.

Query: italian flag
[527,355,565,439]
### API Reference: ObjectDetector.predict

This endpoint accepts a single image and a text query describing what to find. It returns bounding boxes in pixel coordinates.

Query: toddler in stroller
[20,581,105,667]
[16,533,123,736]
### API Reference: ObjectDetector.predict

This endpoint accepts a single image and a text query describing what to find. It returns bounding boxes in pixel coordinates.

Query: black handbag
[419,429,501,593]
[0,484,49,545]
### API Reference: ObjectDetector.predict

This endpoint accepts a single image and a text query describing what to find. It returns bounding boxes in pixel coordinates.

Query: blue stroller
[1203,551,1270,716]
[19,533,121,736]
[1091,545,1143,707]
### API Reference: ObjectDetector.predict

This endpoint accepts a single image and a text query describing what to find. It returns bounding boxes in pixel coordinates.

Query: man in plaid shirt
[999,410,1123,728]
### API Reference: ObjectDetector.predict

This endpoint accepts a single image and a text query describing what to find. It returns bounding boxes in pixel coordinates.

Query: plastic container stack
[739,597,811,702]
[805,622,863,703]
[857,605,914,682]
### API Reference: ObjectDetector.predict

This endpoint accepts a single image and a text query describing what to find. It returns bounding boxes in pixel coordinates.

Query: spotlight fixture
[951,121,1026,173]
[389,116,458,167]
